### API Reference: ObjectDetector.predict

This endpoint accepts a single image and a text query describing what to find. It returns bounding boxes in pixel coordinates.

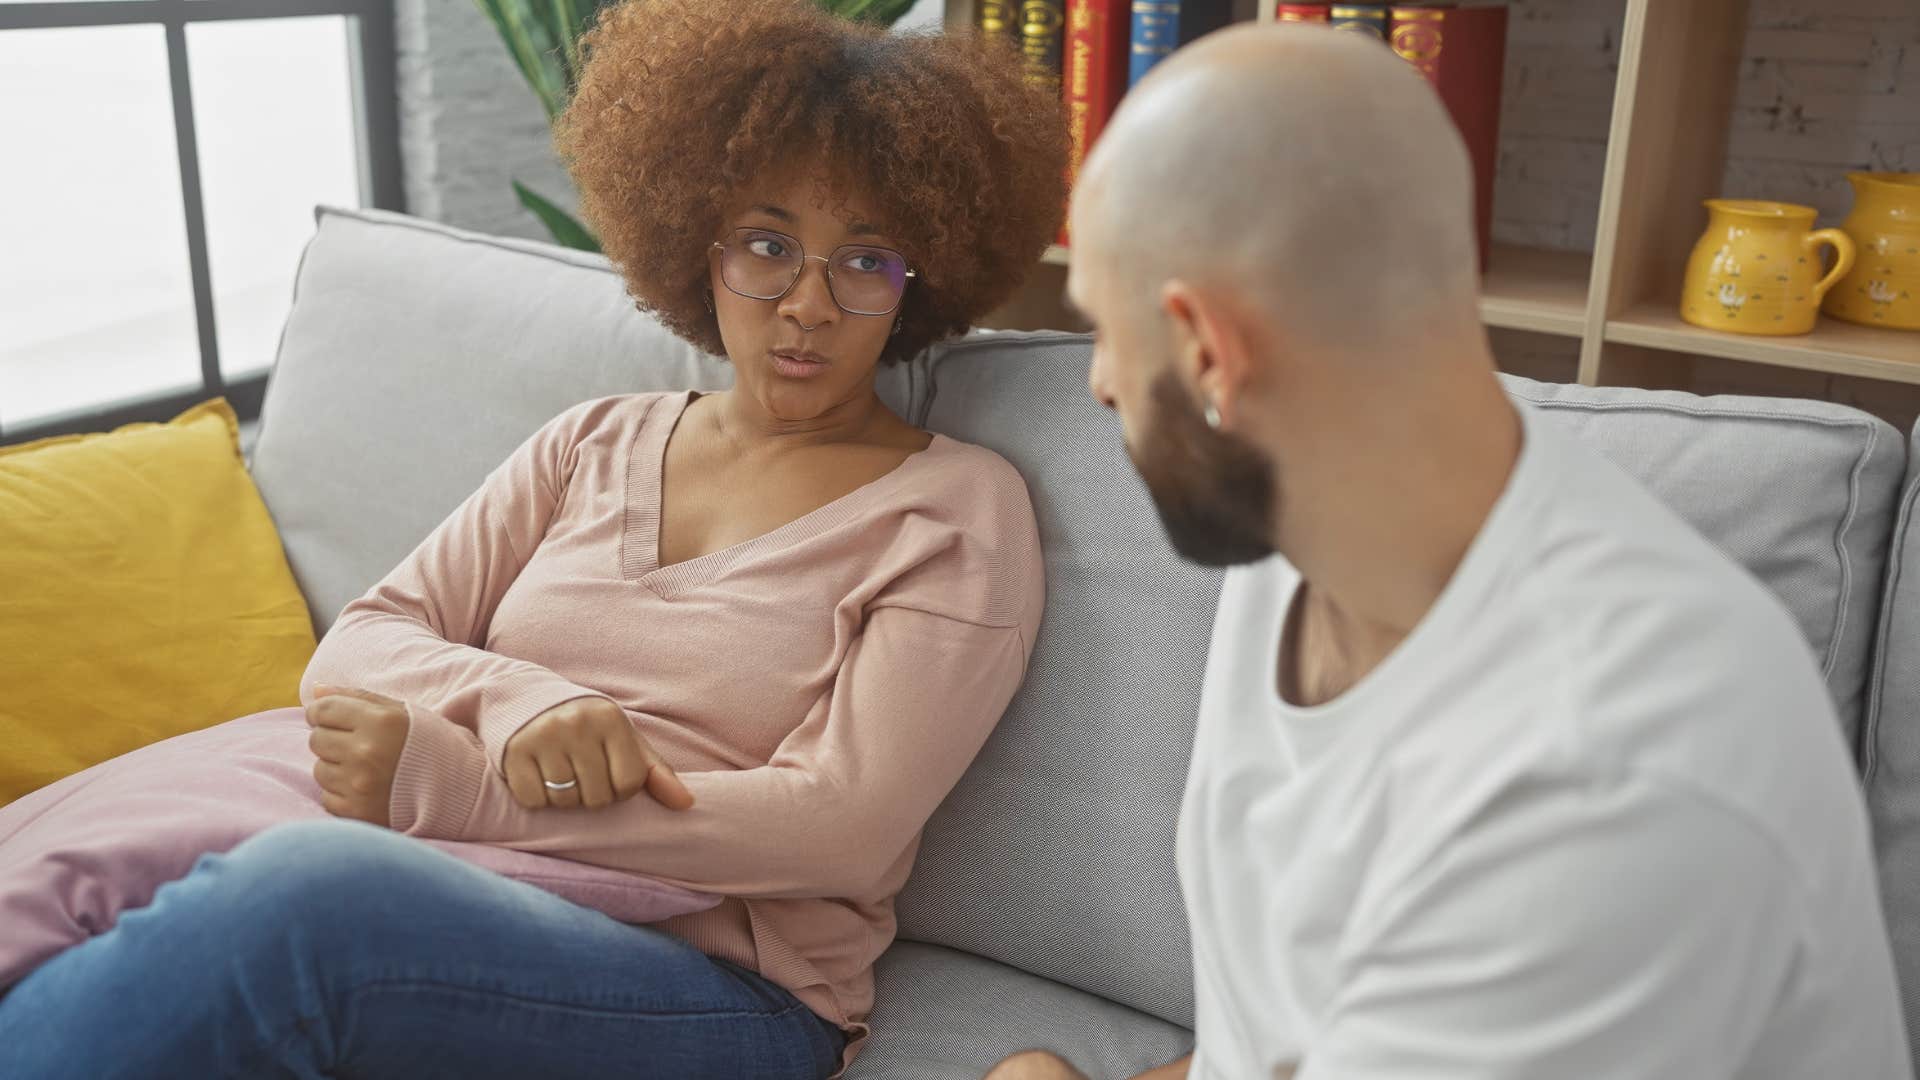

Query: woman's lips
[770,350,828,379]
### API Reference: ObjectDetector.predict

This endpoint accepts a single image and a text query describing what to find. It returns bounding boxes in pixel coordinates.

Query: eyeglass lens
[718,228,910,316]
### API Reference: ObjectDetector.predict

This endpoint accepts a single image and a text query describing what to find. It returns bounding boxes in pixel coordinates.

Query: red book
[1391,3,1506,272]
[1275,3,1330,20]
[1060,0,1131,246]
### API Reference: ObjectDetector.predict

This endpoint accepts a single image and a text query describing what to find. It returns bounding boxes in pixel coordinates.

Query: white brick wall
[1724,3,1919,222]
[1491,0,1624,250]
[1493,0,1920,251]
[395,0,581,242]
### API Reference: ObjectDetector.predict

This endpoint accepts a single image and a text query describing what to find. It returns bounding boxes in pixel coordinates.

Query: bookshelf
[948,0,1920,425]
[1479,245,1591,337]
[1606,306,1920,385]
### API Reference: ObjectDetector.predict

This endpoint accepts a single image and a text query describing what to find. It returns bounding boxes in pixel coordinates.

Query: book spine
[1328,4,1390,39]
[1022,1,1068,90]
[1062,0,1130,245]
[1275,3,1330,21]
[1388,3,1450,78]
[1391,4,1504,271]
[1130,0,1180,86]
[979,0,1020,43]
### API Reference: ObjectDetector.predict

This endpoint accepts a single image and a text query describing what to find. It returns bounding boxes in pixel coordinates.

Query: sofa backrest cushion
[896,331,1223,1027]
[1507,375,1904,750]
[252,207,917,633]
[1863,427,1920,1070]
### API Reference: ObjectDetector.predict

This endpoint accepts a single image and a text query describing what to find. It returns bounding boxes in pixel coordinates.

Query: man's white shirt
[1178,405,1909,1079]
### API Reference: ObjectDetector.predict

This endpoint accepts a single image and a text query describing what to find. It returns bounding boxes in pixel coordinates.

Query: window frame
[0,0,401,445]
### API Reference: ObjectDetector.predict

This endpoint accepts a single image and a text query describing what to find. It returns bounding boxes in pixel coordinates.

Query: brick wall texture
[1495,0,1920,251]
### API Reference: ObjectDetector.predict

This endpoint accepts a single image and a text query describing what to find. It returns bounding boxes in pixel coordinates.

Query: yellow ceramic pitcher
[1825,172,1920,332]
[1681,200,1855,336]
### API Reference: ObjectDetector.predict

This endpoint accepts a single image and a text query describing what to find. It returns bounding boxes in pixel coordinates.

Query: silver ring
[542,778,578,791]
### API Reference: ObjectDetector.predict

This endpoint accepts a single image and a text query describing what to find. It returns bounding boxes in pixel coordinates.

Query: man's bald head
[1073,24,1481,353]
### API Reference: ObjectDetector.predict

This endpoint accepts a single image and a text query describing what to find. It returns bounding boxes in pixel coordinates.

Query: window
[0,0,400,444]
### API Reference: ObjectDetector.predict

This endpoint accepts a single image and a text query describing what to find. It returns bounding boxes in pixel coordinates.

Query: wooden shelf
[1479,246,1592,338]
[1606,303,1920,384]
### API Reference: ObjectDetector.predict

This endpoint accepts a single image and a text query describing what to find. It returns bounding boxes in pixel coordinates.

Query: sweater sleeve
[300,400,617,769]
[386,604,1033,899]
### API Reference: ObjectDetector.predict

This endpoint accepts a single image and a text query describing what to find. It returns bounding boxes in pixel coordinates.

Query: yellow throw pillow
[0,398,316,804]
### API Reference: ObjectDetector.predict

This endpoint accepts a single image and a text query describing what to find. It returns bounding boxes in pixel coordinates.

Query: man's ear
[1161,278,1254,431]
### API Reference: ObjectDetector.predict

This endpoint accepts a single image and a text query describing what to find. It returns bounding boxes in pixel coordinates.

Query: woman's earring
[891,318,903,337]
[703,289,715,314]
[1204,402,1222,430]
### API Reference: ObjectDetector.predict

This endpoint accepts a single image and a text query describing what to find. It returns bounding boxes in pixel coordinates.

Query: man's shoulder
[1369,436,1848,861]
[1379,554,1854,914]
[1513,419,1818,694]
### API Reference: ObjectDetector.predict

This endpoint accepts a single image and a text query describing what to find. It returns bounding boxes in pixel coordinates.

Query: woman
[0,1,1068,1075]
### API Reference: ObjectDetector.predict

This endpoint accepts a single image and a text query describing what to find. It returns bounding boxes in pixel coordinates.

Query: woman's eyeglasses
[710,227,916,317]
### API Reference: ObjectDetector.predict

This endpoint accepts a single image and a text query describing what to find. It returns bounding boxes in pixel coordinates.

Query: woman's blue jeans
[0,819,845,1079]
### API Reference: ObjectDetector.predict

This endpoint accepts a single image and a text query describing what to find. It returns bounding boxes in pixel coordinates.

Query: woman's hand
[305,686,411,827]
[503,697,694,812]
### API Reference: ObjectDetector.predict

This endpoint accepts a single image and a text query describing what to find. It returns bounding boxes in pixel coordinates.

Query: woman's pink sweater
[301,391,1044,1067]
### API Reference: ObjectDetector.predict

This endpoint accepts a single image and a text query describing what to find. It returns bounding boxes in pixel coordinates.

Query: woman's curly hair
[556,0,1069,365]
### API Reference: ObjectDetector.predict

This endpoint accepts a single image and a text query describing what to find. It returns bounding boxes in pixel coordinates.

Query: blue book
[1130,1,1181,86]
[1129,0,1232,87]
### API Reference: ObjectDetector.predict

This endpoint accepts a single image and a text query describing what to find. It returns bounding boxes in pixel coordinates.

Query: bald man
[986,23,1909,1080]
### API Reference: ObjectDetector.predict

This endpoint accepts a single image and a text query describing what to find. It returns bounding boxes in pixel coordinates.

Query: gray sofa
[250,206,1920,1077]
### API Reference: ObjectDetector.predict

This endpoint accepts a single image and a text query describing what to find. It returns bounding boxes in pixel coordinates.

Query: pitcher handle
[1807,228,1857,302]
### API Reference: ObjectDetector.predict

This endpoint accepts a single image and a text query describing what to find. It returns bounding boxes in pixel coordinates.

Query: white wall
[1494,0,1920,251]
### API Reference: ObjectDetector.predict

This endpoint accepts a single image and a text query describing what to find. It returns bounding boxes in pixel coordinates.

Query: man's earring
[1204,402,1222,430]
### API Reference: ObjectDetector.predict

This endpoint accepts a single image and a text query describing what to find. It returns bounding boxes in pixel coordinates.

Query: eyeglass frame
[708,227,918,318]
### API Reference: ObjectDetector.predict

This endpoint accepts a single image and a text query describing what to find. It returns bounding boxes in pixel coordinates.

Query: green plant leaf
[817,0,916,24]
[473,0,569,118]
[574,0,620,88]
[551,0,582,87]
[514,181,601,252]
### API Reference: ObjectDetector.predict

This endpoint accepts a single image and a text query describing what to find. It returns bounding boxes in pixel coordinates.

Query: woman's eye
[748,239,787,258]
[844,253,884,274]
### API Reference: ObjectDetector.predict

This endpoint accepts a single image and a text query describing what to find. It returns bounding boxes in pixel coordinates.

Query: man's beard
[1128,371,1278,568]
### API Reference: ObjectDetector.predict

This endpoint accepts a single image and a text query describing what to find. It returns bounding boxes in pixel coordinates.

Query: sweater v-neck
[621,391,945,598]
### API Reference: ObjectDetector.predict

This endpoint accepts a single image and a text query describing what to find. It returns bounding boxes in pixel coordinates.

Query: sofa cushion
[250,207,922,634]
[0,399,315,804]
[1865,429,1920,1070]
[898,334,1905,1030]
[844,942,1193,1080]
[1507,375,1905,751]
[899,331,1223,1028]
